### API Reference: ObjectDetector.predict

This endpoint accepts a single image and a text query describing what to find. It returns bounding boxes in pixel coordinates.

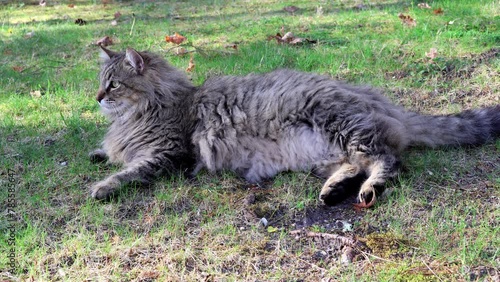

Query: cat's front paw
[90,178,119,200]
[89,149,108,163]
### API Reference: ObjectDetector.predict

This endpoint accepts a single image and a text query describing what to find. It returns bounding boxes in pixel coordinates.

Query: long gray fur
[90,47,500,206]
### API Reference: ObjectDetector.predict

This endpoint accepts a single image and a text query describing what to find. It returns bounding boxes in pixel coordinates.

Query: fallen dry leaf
[68,4,74,8]
[111,235,121,244]
[352,199,375,210]
[425,47,438,60]
[186,55,195,72]
[144,215,155,225]
[225,43,238,50]
[165,32,187,45]
[398,13,416,27]
[140,271,160,279]
[283,5,299,14]
[75,18,87,26]
[12,66,24,72]
[417,3,431,9]
[173,47,189,56]
[30,90,42,98]
[433,8,444,15]
[96,36,113,47]
[267,31,316,45]
[24,31,35,39]
[281,32,295,41]
[267,33,281,43]
[352,192,376,210]
[114,11,122,19]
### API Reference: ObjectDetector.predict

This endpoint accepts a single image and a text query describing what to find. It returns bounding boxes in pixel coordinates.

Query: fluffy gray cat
[90,47,500,206]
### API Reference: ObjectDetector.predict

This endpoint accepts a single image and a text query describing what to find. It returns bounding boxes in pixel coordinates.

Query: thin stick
[129,13,136,36]
[290,230,358,247]
[421,259,444,282]
[296,256,327,272]
[359,250,398,264]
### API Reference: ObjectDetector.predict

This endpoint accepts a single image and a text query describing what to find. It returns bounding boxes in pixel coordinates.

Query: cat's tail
[404,105,500,147]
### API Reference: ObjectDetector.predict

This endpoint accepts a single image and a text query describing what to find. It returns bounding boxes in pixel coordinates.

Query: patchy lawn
[0,0,499,281]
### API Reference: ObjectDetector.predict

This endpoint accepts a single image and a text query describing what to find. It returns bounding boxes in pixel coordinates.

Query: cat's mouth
[99,98,125,115]
[99,98,115,108]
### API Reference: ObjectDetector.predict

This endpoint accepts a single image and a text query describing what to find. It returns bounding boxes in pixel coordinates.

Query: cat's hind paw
[319,172,367,206]
[357,185,377,208]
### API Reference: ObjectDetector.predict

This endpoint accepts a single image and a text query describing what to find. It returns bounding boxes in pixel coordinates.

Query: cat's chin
[99,101,130,116]
[103,108,139,123]
[99,106,118,117]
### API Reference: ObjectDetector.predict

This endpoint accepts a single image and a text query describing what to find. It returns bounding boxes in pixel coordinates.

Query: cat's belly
[195,126,342,182]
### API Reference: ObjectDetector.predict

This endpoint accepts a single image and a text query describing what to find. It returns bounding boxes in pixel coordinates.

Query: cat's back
[194,69,332,122]
[194,69,395,124]
[196,69,328,101]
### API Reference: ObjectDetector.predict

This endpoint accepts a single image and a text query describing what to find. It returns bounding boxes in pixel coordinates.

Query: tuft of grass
[1,0,499,281]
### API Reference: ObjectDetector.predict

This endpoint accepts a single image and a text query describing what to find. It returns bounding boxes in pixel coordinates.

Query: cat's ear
[99,46,118,63]
[125,48,144,74]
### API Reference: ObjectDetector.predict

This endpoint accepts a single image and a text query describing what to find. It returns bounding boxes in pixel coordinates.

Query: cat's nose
[96,89,105,103]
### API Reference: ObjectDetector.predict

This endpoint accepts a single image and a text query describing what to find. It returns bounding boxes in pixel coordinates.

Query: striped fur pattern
[91,47,500,205]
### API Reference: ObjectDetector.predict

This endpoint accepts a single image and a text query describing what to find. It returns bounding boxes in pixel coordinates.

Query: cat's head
[96,47,147,119]
[96,46,192,120]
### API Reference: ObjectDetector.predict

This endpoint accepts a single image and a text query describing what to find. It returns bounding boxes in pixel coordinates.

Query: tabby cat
[90,47,500,206]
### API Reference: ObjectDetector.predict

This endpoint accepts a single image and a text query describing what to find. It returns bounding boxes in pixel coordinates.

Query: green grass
[1,0,499,281]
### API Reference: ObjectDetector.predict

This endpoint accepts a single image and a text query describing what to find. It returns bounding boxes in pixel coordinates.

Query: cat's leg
[357,154,400,206]
[319,162,367,206]
[311,158,346,179]
[319,150,400,206]
[320,112,406,206]
[89,149,108,163]
[90,157,162,200]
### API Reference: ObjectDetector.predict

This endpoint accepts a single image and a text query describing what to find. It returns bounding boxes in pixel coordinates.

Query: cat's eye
[109,81,121,89]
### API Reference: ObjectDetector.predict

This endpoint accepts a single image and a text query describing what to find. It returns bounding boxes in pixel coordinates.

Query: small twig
[421,259,444,282]
[280,248,327,273]
[250,263,259,272]
[164,46,196,55]
[290,229,358,247]
[296,256,327,272]
[15,65,37,74]
[46,59,67,64]
[129,13,136,36]
[358,250,399,264]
